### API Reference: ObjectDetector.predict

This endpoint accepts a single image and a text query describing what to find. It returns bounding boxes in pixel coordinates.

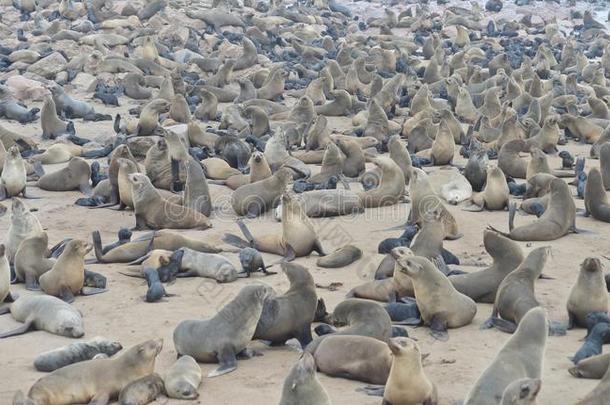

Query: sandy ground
[0,0,609,404]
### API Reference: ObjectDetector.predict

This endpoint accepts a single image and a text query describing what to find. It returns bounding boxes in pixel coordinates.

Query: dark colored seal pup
[378,225,419,254]
[571,322,610,364]
[239,247,275,276]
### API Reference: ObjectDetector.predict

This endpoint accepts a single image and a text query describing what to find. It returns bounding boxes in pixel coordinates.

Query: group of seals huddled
[0,0,608,403]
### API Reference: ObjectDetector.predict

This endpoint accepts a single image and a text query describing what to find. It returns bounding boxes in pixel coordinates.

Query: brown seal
[358,156,405,208]
[489,178,576,241]
[307,142,344,184]
[335,138,365,178]
[316,245,362,268]
[393,248,477,340]
[231,167,292,217]
[383,337,438,405]
[464,166,509,211]
[6,198,43,264]
[1,145,27,198]
[183,159,212,217]
[569,353,610,379]
[164,355,202,400]
[118,373,164,405]
[136,99,170,135]
[449,230,524,303]
[37,157,92,194]
[41,95,71,139]
[574,362,610,405]
[567,257,608,328]
[129,173,212,230]
[500,378,542,405]
[388,135,412,184]
[279,352,330,405]
[585,167,610,223]
[485,246,550,333]
[13,339,162,404]
[464,307,547,405]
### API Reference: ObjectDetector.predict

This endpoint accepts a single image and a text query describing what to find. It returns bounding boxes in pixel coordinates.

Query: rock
[72,73,98,93]
[26,52,67,79]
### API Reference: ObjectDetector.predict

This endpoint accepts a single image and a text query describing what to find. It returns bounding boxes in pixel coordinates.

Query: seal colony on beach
[0,0,610,403]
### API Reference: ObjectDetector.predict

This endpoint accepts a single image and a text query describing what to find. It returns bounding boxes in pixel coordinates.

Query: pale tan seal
[279,352,330,405]
[231,167,292,217]
[464,166,509,211]
[1,145,27,198]
[41,95,71,139]
[136,99,170,135]
[37,157,92,194]
[358,156,405,208]
[464,307,548,405]
[500,378,542,405]
[13,339,163,404]
[14,232,55,289]
[164,355,202,400]
[574,359,610,405]
[567,257,608,328]
[569,353,610,379]
[183,159,212,217]
[118,373,164,405]
[0,244,11,303]
[6,198,43,264]
[585,167,610,223]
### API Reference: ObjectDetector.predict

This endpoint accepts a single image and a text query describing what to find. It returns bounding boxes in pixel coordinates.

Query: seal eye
[519,385,531,399]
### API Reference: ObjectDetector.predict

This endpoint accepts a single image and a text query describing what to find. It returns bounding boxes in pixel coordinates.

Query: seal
[144,267,172,302]
[6,198,43,264]
[498,139,528,179]
[1,145,27,199]
[0,295,84,338]
[118,373,165,405]
[40,239,105,303]
[136,99,170,136]
[41,95,73,139]
[238,247,274,276]
[393,248,477,340]
[34,337,123,372]
[253,262,317,348]
[377,337,437,405]
[585,167,610,223]
[567,257,608,328]
[164,355,202,400]
[37,157,92,194]
[171,247,238,283]
[173,284,270,377]
[569,353,610,379]
[464,307,547,405]
[231,167,292,217]
[574,363,610,405]
[464,166,509,211]
[449,230,524,303]
[129,173,212,230]
[0,244,13,303]
[316,245,362,268]
[14,339,163,404]
[312,335,392,384]
[488,178,576,241]
[14,232,55,289]
[183,158,212,216]
[500,378,542,405]
[358,156,405,208]
[225,193,325,260]
[570,320,610,364]
[279,352,330,405]
[483,246,551,333]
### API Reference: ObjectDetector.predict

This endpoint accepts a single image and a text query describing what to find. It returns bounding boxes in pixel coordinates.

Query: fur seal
[316,245,362,268]
[136,99,170,136]
[585,167,610,223]
[312,335,391,384]
[500,378,541,405]
[0,245,12,302]
[39,239,105,303]
[226,193,325,260]
[231,167,292,217]
[567,257,608,328]
[173,284,270,377]
[279,352,330,405]
[484,247,550,333]
[253,262,317,348]
[464,307,547,405]
[449,230,524,303]
[183,159,212,217]
[14,232,55,289]
[34,337,123,372]
[6,198,43,264]
[37,157,92,194]
[380,337,437,405]
[489,178,576,241]
[0,295,84,338]
[574,362,610,404]
[393,248,476,340]
[358,156,405,208]
[41,95,73,139]
[498,139,528,179]
[465,166,509,211]
[118,373,165,405]
[171,248,238,283]
[14,339,163,404]
[1,145,27,198]
[569,353,610,379]
[164,355,202,400]
[129,173,212,230]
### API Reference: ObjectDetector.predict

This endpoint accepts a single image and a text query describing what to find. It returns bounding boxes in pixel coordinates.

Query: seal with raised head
[393,248,477,340]
[231,167,292,217]
[585,167,610,223]
[464,307,548,405]
[0,295,84,338]
[279,352,330,405]
[6,198,43,264]
[567,257,608,328]
[253,262,317,348]
[0,244,13,303]
[34,337,123,372]
[173,284,270,377]
[358,156,405,208]
[164,355,202,400]
[14,232,55,289]
[1,145,27,199]
[13,339,163,404]
[129,173,212,230]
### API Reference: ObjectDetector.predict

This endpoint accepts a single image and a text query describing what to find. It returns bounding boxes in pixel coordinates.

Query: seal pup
[118,373,165,405]
[488,178,576,241]
[367,337,437,405]
[585,167,610,223]
[14,339,163,404]
[239,247,275,276]
[279,352,330,405]
[0,295,84,338]
[500,378,541,405]
[1,145,27,199]
[39,239,104,303]
[483,247,551,333]
[37,157,92,194]
[253,262,317,348]
[567,257,608,328]
[172,248,238,283]
[570,321,610,364]
[173,284,270,377]
[164,355,202,400]
[449,230,524,303]
[34,337,123,372]
[225,193,325,260]
[464,307,548,405]
[393,248,476,340]
[231,167,292,217]
[129,173,212,230]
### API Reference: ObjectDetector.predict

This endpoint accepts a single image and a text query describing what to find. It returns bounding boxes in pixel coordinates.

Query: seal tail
[91,231,106,263]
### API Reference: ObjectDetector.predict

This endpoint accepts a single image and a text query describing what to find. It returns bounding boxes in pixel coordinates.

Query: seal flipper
[237,219,255,246]
[91,231,106,262]
[81,287,107,296]
[170,159,184,192]
[314,324,337,336]
[360,386,385,397]
[294,324,313,348]
[209,347,237,377]
[284,244,296,262]
[58,287,75,303]
[429,315,449,341]
[25,274,40,290]
[0,318,34,338]
[312,239,326,256]
[88,392,110,405]
[490,317,518,333]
